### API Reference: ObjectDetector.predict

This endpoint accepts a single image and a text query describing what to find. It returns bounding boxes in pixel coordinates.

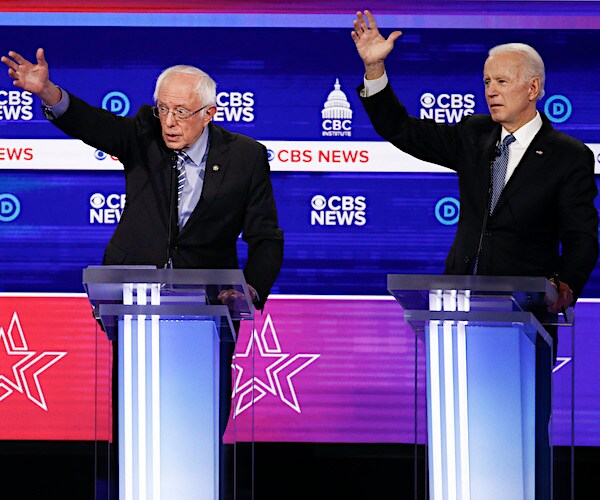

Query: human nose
[164,110,178,126]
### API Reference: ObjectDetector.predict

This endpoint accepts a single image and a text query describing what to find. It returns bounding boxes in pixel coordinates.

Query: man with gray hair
[2,48,283,500]
[352,9,598,499]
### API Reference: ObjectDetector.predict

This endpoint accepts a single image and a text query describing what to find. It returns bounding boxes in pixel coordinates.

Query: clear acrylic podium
[388,274,563,500]
[83,265,255,500]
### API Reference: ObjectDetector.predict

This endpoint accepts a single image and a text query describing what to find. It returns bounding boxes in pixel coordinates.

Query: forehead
[484,51,525,78]
[157,73,199,105]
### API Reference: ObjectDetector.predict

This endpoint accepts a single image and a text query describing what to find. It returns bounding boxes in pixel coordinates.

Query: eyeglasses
[152,104,208,122]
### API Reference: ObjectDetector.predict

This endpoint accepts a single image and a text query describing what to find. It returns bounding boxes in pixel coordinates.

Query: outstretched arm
[351,10,402,80]
[1,48,62,105]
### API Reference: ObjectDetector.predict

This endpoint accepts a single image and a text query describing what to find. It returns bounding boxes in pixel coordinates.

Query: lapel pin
[212,164,220,172]
[535,150,544,156]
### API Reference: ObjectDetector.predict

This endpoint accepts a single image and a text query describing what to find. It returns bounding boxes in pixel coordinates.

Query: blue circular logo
[435,197,460,225]
[544,95,572,124]
[0,193,21,222]
[267,149,274,162]
[95,149,107,160]
[102,91,130,117]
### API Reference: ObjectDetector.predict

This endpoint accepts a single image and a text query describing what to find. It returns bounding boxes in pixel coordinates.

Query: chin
[489,111,503,123]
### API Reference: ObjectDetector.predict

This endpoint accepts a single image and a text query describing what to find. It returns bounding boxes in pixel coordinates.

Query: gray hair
[153,65,217,107]
[488,43,546,100]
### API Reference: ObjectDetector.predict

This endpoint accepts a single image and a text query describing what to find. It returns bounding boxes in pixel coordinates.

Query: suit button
[464,257,470,264]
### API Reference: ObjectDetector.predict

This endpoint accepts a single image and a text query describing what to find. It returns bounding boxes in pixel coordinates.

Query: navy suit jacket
[360,83,598,301]
[52,92,283,309]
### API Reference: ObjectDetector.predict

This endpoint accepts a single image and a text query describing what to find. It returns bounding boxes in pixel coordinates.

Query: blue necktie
[490,134,516,214]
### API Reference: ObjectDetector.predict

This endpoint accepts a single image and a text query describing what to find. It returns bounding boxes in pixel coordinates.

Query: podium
[388,274,563,500]
[83,265,254,500]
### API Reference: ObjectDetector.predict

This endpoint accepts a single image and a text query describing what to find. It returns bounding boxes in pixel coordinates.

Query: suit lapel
[181,124,230,231]
[495,119,556,211]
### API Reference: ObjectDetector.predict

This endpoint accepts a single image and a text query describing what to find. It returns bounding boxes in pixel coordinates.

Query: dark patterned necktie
[489,134,516,214]
[176,151,189,205]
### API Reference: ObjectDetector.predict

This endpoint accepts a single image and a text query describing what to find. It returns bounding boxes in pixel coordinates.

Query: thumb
[36,48,46,66]
[388,31,403,44]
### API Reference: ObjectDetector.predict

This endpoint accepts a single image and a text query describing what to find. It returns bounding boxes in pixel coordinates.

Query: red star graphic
[0,312,67,410]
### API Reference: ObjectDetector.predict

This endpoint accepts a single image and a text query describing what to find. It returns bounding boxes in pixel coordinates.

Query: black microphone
[164,152,178,269]
[470,148,498,274]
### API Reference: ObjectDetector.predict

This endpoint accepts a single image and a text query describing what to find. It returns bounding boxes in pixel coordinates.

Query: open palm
[351,10,402,66]
[1,48,49,95]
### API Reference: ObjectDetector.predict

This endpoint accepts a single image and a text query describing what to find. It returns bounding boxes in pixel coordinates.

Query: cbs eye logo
[420,93,436,108]
[311,195,327,210]
[0,193,20,222]
[90,193,106,209]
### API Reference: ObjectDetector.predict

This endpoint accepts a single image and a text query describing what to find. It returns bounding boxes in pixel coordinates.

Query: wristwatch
[41,104,57,120]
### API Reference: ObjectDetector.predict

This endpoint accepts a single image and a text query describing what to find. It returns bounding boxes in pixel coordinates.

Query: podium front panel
[388,274,556,500]
[118,317,220,500]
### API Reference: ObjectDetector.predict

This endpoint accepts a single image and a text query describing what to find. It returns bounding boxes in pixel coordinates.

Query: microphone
[164,152,178,269]
[470,149,498,274]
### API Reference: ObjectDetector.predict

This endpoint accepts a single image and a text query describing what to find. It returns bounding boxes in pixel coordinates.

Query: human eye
[157,105,169,115]
[175,108,191,118]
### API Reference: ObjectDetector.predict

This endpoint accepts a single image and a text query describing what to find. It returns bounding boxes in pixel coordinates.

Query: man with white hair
[352,9,598,499]
[2,48,283,500]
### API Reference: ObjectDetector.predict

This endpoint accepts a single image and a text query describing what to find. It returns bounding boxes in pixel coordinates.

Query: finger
[389,30,403,43]
[353,18,365,36]
[36,47,46,66]
[364,9,377,30]
[7,50,27,65]
[355,11,368,31]
[1,55,20,72]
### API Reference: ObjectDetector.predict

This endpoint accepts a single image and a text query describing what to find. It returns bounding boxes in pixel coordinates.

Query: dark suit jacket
[360,83,598,301]
[53,92,283,309]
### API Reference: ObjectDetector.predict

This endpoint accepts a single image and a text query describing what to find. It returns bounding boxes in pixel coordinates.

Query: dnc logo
[102,91,130,117]
[0,193,20,222]
[435,197,459,226]
[544,95,572,124]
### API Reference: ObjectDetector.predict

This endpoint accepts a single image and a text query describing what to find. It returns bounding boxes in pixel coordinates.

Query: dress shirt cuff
[361,72,389,97]
[41,87,69,120]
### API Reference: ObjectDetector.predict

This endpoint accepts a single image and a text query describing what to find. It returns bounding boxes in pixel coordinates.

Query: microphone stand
[472,145,499,274]
[165,152,178,269]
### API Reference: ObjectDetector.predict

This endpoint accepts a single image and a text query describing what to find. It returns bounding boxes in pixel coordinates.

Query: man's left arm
[241,143,284,310]
[555,143,599,306]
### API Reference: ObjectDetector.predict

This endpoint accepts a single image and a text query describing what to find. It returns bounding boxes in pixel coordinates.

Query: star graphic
[0,311,67,411]
[553,356,572,373]
[231,314,320,416]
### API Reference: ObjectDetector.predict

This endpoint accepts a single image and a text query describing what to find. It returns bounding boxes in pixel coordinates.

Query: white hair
[153,65,217,107]
[488,43,546,100]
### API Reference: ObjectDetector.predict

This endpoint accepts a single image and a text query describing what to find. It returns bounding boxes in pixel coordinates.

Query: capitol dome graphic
[321,78,353,120]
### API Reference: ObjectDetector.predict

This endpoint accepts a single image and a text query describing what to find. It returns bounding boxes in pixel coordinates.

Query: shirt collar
[501,111,543,149]
[181,125,210,166]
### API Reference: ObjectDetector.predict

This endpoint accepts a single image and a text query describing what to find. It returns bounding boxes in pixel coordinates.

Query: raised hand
[1,48,61,105]
[351,10,402,79]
